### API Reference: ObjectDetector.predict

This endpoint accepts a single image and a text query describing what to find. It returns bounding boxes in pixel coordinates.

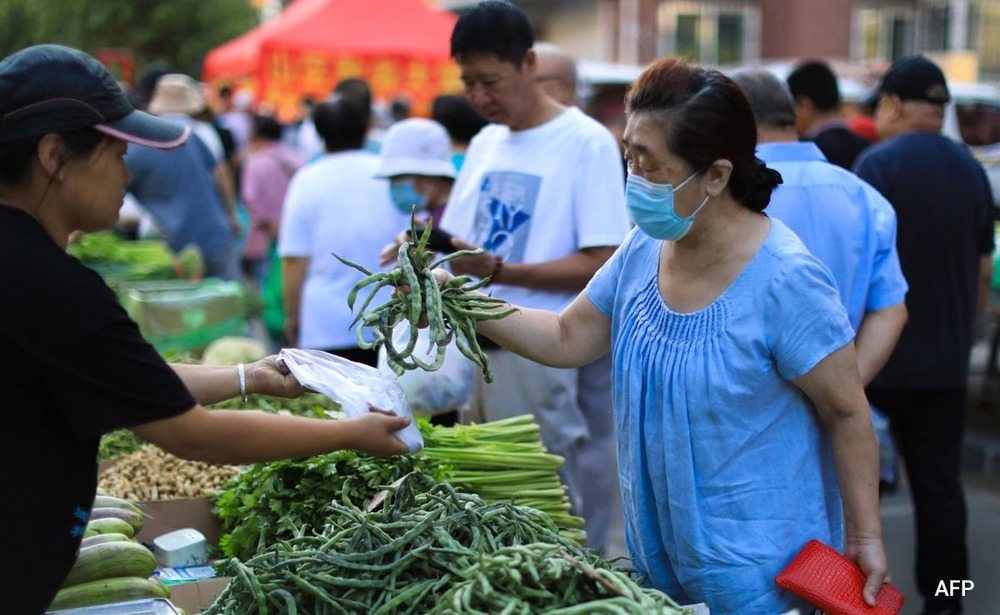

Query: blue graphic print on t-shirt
[473,171,540,262]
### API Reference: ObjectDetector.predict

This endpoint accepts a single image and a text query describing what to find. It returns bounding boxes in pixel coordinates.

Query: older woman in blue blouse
[446,57,889,614]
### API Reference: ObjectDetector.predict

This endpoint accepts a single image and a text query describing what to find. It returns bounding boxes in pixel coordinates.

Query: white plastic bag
[377,324,474,416]
[278,348,424,452]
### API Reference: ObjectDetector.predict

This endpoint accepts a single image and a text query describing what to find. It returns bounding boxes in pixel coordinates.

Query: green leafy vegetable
[211,448,448,562]
[97,429,146,461]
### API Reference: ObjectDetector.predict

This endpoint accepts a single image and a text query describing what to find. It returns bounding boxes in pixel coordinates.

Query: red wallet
[774,539,905,615]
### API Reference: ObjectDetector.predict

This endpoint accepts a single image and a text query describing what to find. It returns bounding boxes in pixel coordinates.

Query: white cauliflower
[201,336,268,365]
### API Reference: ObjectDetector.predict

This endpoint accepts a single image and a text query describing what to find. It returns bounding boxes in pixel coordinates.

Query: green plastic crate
[118,278,248,355]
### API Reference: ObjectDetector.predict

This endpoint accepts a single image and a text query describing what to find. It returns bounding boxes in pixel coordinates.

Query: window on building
[717,13,745,64]
[891,17,915,60]
[853,6,917,62]
[676,14,702,60]
[925,4,951,50]
[658,1,760,66]
[970,1,1000,81]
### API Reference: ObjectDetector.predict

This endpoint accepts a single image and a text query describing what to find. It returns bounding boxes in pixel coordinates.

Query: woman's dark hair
[252,114,284,142]
[432,94,488,144]
[313,95,368,153]
[0,127,106,185]
[625,57,781,212]
[450,1,534,67]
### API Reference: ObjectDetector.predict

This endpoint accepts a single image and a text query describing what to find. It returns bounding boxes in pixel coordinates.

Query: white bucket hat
[148,73,207,117]
[374,118,456,179]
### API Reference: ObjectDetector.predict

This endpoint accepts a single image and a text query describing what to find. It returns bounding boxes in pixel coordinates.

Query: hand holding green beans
[334,216,517,383]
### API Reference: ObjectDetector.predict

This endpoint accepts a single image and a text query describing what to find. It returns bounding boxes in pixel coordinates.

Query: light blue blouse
[586,220,855,614]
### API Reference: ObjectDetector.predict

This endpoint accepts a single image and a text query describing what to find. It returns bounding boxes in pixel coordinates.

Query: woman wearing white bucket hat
[376,118,459,262]
[374,118,468,426]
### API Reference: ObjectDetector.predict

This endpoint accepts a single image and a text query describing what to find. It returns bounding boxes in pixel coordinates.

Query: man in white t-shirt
[279,95,409,365]
[440,1,631,551]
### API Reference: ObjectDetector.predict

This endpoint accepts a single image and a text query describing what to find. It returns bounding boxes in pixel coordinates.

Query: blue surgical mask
[625,170,709,241]
[389,179,428,214]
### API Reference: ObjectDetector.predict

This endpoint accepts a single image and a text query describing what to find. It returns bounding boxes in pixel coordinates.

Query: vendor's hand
[379,230,410,267]
[246,355,306,399]
[845,537,890,606]
[346,408,412,456]
[447,237,496,279]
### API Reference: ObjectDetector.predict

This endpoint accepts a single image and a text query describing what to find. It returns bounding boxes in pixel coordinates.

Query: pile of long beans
[333,217,516,382]
[423,415,586,545]
[432,544,688,614]
[205,479,688,615]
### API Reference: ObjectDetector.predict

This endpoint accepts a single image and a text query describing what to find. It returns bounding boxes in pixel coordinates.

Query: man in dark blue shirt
[854,55,995,615]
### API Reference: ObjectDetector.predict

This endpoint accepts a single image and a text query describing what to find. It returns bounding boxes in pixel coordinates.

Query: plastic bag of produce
[278,348,423,452]
[376,324,474,417]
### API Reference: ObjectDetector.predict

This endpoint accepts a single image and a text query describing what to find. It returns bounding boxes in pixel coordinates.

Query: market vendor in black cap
[0,44,411,613]
[854,55,995,615]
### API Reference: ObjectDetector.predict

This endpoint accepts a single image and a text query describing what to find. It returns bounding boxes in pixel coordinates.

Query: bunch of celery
[421,414,587,545]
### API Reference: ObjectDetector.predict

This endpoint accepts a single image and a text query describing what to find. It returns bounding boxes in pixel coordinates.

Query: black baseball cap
[0,44,189,148]
[876,55,951,106]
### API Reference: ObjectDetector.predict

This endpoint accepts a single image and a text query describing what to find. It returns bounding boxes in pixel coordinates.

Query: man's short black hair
[333,77,372,127]
[450,1,534,67]
[786,60,841,112]
[313,95,367,152]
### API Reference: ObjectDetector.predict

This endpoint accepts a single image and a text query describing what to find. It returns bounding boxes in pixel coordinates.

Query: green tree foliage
[0,0,258,79]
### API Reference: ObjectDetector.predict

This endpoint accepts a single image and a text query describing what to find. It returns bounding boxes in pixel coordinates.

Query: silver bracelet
[237,363,248,404]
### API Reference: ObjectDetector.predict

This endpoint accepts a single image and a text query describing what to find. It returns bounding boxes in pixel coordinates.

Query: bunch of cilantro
[211,446,449,562]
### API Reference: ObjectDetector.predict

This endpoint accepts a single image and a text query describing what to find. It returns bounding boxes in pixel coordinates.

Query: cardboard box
[131,498,229,613]
[167,577,231,614]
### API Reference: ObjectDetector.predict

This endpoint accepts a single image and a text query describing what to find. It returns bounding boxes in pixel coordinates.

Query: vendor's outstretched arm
[133,406,410,464]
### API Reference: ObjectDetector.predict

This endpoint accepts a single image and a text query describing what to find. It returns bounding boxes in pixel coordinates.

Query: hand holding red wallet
[775,539,904,615]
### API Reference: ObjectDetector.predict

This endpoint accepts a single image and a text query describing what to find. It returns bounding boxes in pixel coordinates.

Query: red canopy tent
[202,0,460,121]
[202,0,328,84]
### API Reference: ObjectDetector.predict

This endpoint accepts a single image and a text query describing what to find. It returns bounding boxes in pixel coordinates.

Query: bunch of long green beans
[205,479,688,615]
[431,543,689,615]
[423,415,586,544]
[333,217,515,382]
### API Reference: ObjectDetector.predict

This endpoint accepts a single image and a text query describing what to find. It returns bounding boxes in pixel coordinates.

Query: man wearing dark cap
[787,59,873,170]
[854,54,995,615]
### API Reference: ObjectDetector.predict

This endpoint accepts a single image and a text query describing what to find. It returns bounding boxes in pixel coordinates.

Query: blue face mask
[625,170,709,241]
[389,179,428,214]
